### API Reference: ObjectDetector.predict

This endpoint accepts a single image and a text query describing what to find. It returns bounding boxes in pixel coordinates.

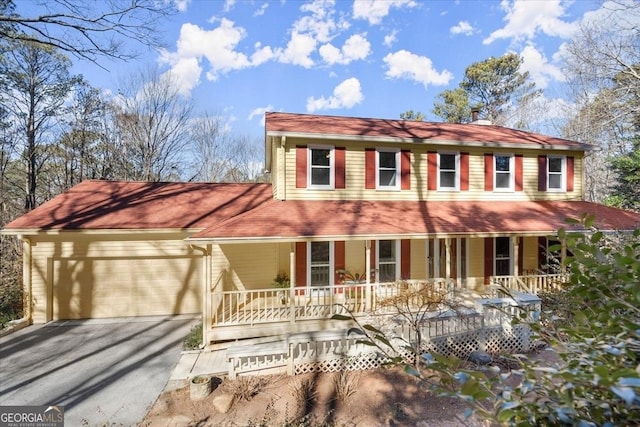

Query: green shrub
[183,322,203,350]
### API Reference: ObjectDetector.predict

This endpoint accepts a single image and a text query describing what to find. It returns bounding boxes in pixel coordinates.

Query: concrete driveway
[0,315,197,426]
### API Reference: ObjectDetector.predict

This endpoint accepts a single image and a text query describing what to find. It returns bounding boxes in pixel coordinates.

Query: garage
[51,255,202,320]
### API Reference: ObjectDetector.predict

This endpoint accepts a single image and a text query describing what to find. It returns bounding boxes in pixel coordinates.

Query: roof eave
[265,130,591,151]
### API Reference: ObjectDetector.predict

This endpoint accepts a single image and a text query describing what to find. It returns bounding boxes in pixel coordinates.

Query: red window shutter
[566,156,574,192]
[484,153,493,191]
[427,151,437,190]
[538,155,547,191]
[295,242,307,287]
[460,152,469,191]
[515,154,523,191]
[401,150,411,190]
[401,239,411,279]
[335,147,346,189]
[334,241,345,284]
[296,146,307,188]
[484,238,494,284]
[370,242,376,279]
[365,148,376,189]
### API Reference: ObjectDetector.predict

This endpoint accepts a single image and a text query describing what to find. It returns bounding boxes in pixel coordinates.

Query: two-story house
[3,111,639,346]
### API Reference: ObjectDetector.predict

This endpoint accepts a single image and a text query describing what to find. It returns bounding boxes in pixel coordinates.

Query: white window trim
[547,155,566,192]
[376,240,401,282]
[438,151,460,191]
[308,145,334,190]
[494,154,514,192]
[376,148,400,191]
[306,241,334,289]
[494,237,513,276]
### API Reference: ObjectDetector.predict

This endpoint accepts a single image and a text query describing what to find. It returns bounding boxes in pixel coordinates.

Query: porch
[205,274,562,344]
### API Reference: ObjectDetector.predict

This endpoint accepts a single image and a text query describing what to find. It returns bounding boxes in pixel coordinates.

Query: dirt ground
[142,348,557,426]
[142,367,488,426]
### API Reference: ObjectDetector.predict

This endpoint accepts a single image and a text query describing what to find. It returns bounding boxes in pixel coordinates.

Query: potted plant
[190,375,212,401]
[272,272,290,304]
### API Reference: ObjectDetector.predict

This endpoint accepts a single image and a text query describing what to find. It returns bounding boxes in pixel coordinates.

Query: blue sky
[57,1,611,137]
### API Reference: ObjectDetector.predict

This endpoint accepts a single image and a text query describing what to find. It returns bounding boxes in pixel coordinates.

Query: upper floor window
[377,149,400,190]
[547,156,566,192]
[495,154,514,191]
[438,152,459,190]
[309,145,333,189]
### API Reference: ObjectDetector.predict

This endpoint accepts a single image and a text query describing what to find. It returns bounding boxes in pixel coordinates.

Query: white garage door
[52,256,202,319]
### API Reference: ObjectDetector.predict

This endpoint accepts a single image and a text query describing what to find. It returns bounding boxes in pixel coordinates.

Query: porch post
[445,238,451,280]
[561,240,567,275]
[290,243,296,323]
[513,236,520,277]
[365,240,372,311]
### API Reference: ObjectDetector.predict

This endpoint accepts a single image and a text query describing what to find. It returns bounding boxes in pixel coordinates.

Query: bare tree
[0,0,175,65]
[189,114,265,183]
[0,40,80,210]
[561,0,640,202]
[112,67,193,181]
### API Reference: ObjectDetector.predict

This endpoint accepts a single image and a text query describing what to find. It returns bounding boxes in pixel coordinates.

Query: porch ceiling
[189,200,640,242]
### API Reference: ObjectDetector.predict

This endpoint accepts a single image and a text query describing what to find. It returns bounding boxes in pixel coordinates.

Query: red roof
[4,181,638,239]
[191,199,639,241]
[3,180,273,231]
[265,112,590,150]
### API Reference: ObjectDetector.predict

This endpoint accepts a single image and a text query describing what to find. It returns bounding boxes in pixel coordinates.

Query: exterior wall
[213,243,281,291]
[344,240,365,276]
[411,239,427,280]
[277,137,584,202]
[467,238,485,290]
[27,232,202,323]
[522,236,540,273]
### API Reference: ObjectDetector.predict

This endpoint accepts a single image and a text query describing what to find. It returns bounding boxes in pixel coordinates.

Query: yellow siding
[214,243,280,291]
[466,238,485,291]
[411,239,427,280]
[344,240,365,275]
[522,236,540,273]
[277,138,584,202]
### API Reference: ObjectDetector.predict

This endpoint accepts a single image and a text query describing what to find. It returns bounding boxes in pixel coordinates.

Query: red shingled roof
[265,112,590,150]
[4,181,638,239]
[3,180,273,231]
[190,199,640,241]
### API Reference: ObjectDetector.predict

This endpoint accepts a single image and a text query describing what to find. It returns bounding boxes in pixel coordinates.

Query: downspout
[190,243,211,349]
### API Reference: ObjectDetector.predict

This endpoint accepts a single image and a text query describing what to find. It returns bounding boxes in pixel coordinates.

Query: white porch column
[289,243,296,323]
[365,240,372,311]
[513,236,520,277]
[445,238,451,280]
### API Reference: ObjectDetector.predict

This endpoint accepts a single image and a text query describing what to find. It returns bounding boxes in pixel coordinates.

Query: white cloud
[248,105,273,125]
[519,45,565,89]
[319,33,371,65]
[307,78,364,112]
[353,0,418,25]
[383,30,398,47]
[275,32,317,68]
[383,50,453,87]
[174,0,190,12]
[254,3,269,16]
[159,19,276,94]
[450,20,474,36]
[223,0,236,13]
[484,0,577,45]
[295,0,348,43]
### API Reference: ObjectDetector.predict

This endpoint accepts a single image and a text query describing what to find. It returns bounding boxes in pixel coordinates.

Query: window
[309,241,333,288]
[377,240,398,282]
[547,156,565,191]
[309,146,333,188]
[377,149,400,190]
[438,152,459,190]
[494,154,514,190]
[495,237,512,276]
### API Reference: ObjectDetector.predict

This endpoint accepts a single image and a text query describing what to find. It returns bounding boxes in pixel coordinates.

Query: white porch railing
[491,273,568,295]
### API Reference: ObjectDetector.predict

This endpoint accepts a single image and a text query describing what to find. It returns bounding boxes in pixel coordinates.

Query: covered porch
[196,234,566,344]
